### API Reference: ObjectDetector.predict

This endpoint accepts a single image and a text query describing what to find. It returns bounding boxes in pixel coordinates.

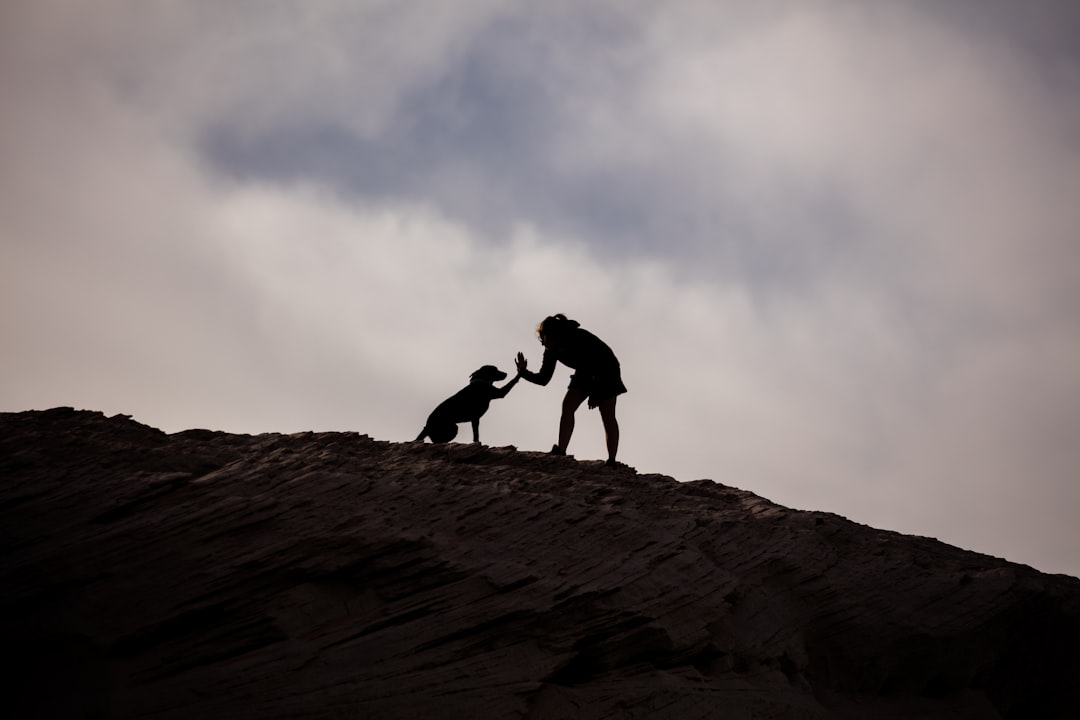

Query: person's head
[536,314,580,349]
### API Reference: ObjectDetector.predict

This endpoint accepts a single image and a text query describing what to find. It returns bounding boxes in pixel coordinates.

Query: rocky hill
[2,408,1079,719]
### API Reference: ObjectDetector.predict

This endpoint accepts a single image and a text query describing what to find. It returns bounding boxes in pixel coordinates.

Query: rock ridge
[2,408,1079,719]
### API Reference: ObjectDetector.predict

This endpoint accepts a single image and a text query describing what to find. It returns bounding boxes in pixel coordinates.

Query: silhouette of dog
[415,365,520,444]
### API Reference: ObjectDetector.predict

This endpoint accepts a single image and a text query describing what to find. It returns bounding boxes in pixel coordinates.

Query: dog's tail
[419,423,458,444]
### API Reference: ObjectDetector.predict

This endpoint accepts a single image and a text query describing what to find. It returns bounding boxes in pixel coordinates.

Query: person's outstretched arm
[516,350,556,386]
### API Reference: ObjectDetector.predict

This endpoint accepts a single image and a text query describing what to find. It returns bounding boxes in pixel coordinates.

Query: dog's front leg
[471,418,480,443]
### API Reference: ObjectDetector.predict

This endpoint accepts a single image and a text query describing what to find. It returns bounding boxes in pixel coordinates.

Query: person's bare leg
[558,389,588,453]
[598,396,619,462]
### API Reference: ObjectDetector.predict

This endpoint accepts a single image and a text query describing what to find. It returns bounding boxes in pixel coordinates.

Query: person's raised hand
[515,352,528,374]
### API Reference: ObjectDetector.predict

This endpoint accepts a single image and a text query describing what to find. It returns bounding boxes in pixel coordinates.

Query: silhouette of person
[515,314,626,465]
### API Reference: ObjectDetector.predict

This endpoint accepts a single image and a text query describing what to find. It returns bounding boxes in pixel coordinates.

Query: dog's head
[470,365,507,383]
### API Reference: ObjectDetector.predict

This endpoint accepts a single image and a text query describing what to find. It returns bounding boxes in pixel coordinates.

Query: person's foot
[549,445,565,456]
[604,458,621,467]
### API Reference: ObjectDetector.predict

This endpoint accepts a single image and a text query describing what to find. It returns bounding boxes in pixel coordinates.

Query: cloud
[2,0,1079,578]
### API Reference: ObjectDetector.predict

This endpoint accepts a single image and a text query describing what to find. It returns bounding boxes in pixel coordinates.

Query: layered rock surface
[2,408,1079,719]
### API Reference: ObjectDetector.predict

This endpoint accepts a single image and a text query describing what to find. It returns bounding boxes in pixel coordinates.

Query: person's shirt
[523,327,619,385]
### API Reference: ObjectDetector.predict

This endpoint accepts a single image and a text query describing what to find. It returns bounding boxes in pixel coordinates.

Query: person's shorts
[569,368,627,409]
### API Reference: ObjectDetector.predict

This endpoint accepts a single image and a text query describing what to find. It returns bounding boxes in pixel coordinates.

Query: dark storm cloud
[197,5,665,256]
[194,0,1080,297]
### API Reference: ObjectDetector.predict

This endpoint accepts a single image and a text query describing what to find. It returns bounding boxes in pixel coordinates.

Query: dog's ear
[470,365,506,382]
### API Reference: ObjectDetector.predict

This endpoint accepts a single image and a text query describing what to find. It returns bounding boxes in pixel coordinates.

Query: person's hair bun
[537,314,579,338]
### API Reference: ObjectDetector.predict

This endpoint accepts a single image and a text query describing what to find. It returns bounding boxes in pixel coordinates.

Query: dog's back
[431,383,498,424]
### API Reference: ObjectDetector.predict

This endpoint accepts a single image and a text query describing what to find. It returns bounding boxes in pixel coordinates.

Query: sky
[3,1,1079,577]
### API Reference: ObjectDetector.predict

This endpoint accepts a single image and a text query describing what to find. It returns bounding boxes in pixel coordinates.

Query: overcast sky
[3,0,1079,578]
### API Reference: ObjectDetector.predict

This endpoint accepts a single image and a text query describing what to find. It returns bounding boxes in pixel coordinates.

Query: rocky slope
[2,408,1079,719]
